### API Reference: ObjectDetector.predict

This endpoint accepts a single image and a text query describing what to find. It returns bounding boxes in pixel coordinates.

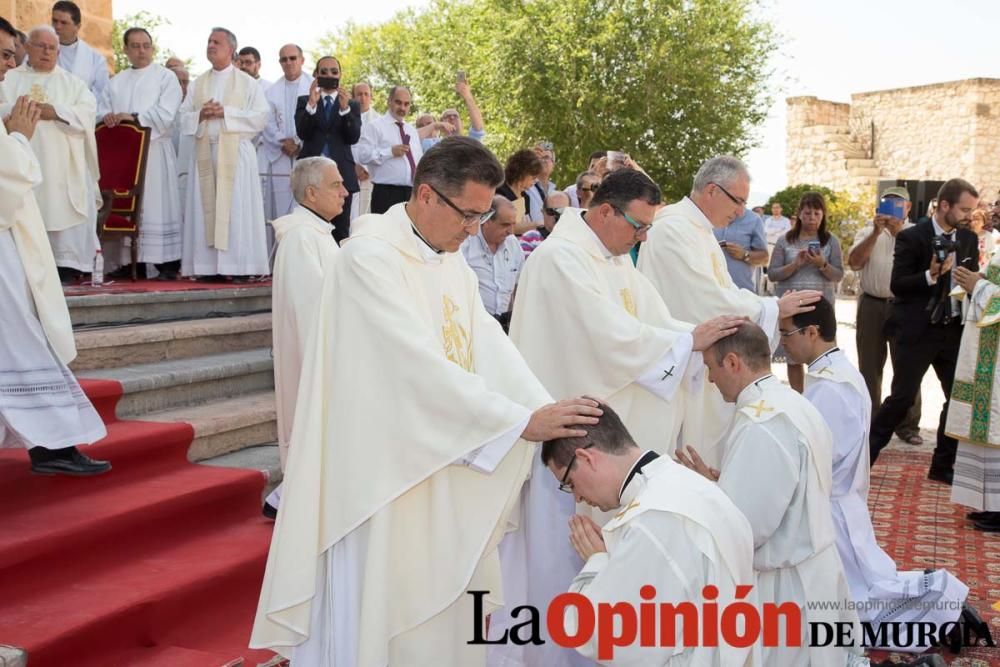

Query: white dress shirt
[460,232,524,315]
[354,111,423,186]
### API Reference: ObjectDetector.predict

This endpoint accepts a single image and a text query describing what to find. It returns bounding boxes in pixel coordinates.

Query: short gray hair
[692,155,749,194]
[292,157,337,204]
[29,25,58,41]
[210,27,238,52]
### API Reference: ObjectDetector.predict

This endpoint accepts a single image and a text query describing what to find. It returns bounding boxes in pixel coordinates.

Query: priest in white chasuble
[542,402,757,667]
[490,169,744,667]
[179,27,269,279]
[98,28,183,278]
[681,323,865,667]
[250,137,602,666]
[782,298,973,652]
[0,23,108,476]
[0,25,99,279]
[263,157,346,517]
[637,155,820,468]
[258,44,312,229]
[948,259,1000,531]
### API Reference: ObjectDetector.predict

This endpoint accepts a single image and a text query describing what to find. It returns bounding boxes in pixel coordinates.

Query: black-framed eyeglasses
[544,207,565,218]
[427,183,495,226]
[578,185,596,193]
[612,205,652,236]
[559,444,594,493]
[279,55,299,63]
[779,326,807,338]
[711,182,748,207]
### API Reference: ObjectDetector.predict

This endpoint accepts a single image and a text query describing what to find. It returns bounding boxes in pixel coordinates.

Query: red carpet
[63,278,271,297]
[0,379,277,667]
[867,445,1000,665]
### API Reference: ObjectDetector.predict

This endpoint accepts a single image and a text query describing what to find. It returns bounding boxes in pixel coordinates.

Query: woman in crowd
[496,149,543,235]
[767,192,845,391]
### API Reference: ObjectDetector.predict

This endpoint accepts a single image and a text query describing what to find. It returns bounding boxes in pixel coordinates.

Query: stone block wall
[787,79,1000,200]
[1,0,112,64]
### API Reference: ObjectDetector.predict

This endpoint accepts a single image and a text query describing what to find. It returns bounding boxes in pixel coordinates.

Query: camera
[931,235,956,264]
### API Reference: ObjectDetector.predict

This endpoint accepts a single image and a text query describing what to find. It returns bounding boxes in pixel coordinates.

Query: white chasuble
[490,209,698,667]
[251,203,552,667]
[179,65,269,276]
[806,350,967,651]
[0,125,105,450]
[0,65,100,272]
[270,206,339,470]
[637,197,779,468]
[259,74,313,222]
[718,375,863,667]
[567,456,756,667]
[100,64,183,263]
[947,258,1000,510]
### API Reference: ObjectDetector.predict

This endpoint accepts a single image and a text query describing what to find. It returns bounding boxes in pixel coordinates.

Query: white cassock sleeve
[634,336,697,402]
[718,421,800,548]
[971,278,1000,319]
[0,132,43,208]
[178,86,202,137]
[565,516,698,664]
[138,73,183,139]
[52,85,97,137]
[222,81,269,135]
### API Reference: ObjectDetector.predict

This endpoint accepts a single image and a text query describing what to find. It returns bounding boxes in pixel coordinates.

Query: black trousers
[869,320,963,472]
[332,193,353,244]
[371,183,412,215]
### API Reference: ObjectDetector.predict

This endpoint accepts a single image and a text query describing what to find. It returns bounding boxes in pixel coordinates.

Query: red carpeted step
[0,378,276,666]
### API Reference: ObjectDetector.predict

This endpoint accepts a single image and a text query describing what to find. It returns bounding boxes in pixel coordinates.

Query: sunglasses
[279,55,299,63]
[544,207,565,217]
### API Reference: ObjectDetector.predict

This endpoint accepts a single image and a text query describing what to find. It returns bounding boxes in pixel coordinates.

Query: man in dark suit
[870,179,981,484]
[295,56,361,243]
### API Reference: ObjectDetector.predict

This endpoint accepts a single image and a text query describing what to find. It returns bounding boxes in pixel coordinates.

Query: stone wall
[786,79,1000,200]
[1,0,113,63]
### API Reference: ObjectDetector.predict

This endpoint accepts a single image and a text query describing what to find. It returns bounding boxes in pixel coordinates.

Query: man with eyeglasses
[540,401,755,666]
[251,136,601,665]
[51,0,107,102]
[638,155,821,469]
[678,321,866,666]
[258,44,312,242]
[355,84,423,215]
[236,46,271,94]
[99,27,184,280]
[489,169,744,667]
[0,15,109,476]
[460,195,524,332]
[0,23,100,284]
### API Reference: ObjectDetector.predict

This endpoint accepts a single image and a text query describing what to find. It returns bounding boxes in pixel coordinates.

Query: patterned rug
[867,439,1000,665]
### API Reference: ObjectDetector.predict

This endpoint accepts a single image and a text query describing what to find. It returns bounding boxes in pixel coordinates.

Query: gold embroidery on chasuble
[28,84,48,103]
[442,295,473,372]
[711,254,728,287]
[620,288,637,317]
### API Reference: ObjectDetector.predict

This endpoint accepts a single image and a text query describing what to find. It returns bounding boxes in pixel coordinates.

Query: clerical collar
[301,204,333,227]
[807,346,840,370]
[61,39,78,47]
[618,450,659,501]
[579,212,615,259]
[736,373,775,406]
[409,217,444,255]
[212,64,234,75]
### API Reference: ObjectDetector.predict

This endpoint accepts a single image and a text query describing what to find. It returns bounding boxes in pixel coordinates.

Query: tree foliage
[315,0,774,198]
[111,11,173,73]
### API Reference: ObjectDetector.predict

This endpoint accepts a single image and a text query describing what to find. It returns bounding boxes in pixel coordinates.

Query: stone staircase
[68,286,280,490]
[793,124,882,193]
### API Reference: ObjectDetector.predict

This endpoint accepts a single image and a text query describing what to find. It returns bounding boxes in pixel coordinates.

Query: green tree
[111,11,172,73]
[316,0,774,197]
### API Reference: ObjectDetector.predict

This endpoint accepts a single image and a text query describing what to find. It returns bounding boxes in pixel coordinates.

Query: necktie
[396,121,417,179]
[323,96,333,123]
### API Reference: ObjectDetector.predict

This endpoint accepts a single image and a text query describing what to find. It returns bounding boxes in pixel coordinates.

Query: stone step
[201,443,282,497]
[79,348,274,419]
[67,286,272,329]
[845,158,876,169]
[71,313,273,371]
[144,390,277,462]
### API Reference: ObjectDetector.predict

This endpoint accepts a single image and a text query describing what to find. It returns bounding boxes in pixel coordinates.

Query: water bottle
[92,249,104,286]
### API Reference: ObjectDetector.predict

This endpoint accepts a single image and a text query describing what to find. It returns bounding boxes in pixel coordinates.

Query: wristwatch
[743,250,750,262]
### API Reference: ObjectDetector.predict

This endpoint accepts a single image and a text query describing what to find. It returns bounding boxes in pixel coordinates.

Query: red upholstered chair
[95,119,151,281]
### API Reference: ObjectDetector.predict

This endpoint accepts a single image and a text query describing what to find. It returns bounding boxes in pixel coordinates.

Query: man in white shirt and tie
[51,0,108,104]
[355,85,422,214]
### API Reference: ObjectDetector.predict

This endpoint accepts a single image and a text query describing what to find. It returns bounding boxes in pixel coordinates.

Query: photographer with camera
[869,179,980,485]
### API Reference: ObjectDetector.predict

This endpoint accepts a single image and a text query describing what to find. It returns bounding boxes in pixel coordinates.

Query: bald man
[460,195,525,331]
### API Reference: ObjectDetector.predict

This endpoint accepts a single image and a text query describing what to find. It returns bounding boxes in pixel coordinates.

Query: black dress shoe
[927,468,954,484]
[31,448,111,477]
[967,510,991,521]
[262,501,277,520]
[974,519,1000,532]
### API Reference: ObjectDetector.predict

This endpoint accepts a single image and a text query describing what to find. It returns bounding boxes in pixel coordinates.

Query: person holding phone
[766,192,844,391]
[354,85,423,215]
[294,55,361,242]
